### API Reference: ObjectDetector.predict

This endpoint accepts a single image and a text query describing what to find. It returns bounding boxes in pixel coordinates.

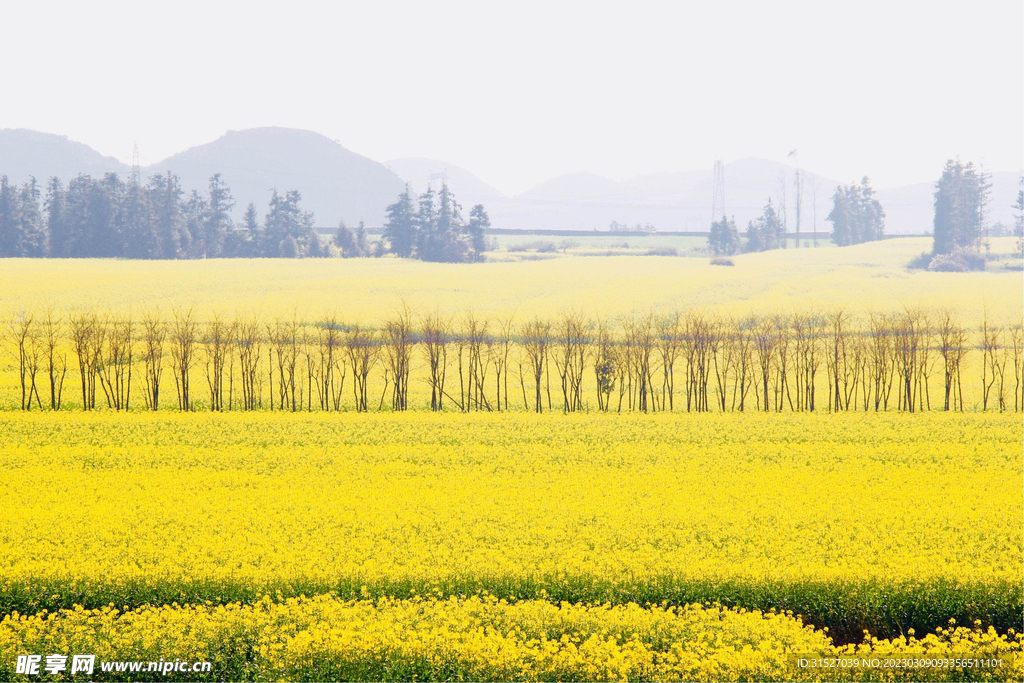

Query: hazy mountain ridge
[0,129,129,182]
[2,127,1019,235]
[144,128,406,227]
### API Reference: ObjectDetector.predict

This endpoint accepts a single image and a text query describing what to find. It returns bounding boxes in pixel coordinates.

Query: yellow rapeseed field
[0,411,1019,645]
[1,238,1021,323]
[1,595,1019,681]
[1,246,1021,680]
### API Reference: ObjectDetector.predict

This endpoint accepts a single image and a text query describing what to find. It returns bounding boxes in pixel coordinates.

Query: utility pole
[811,176,818,247]
[789,149,802,248]
[711,159,725,226]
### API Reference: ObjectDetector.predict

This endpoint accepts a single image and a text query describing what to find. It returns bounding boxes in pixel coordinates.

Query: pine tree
[64,175,93,257]
[334,219,360,257]
[466,204,491,262]
[202,173,234,258]
[241,202,262,257]
[17,178,47,256]
[933,159,987,254]
[828,186,851,246]
[382,185,417,257]
[148,172,186,259]
[355,221,370,256]
[420,183,466,262]
[264,189,314,257]
[121,179,157,259]
[0,176,18,257]
[88,173,124,257]
[44,177,68,258]
[708,215,740,255]
[305,227,325,257]
[827,178,884,246]
[414,186,437,258]
[744,199,783,252]
[182,190,207,258]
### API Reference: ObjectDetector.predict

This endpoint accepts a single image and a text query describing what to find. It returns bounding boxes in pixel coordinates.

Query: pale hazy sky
[2,0,1021,194]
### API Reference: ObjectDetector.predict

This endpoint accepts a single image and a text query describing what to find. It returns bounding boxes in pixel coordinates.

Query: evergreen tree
[828,186,851,246]
[708,215,740,255]
[419,183,466,262]
[63,175,94,257]
[355,221,370,256]
[334,219,362,257]
[240,202,262,257]
[87,173,124,257]
[279,234,299,258]
[466,204,491,262]
[0,176,18,257]
[182,190,207,258]
[305,227,325,257]
[414,186,437,258]
[933,158,988,254]
[202,173,234,258]
[121,179,157,259]
[17,178,47,257]
[826,179,885,247]
[148,172,186,258]
[44,177,68,258]
[264,189,314,257]
[744,199,783,252]
[382,185,417,257]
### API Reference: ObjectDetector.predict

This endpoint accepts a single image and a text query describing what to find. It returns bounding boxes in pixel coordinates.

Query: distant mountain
[3,127,1018,236]
[384,158,506,206]
[0,129,128,183]
[495,159,842,233]
[145,127,405,227]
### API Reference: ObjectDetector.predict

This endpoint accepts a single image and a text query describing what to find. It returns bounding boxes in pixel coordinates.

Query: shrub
[645,247,678,256]
[710,257,734,266]
[927,250,986,272]
[508,241,557,253]
[908,251,933,269]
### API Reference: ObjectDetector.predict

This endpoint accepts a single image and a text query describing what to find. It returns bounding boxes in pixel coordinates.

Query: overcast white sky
[2,0,1021,194]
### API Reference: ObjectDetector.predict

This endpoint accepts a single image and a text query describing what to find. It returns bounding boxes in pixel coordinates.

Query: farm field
[0,412,1019,644]
[0,238,1021,322]
[1,246,1022,680]
[1,596,1020,681]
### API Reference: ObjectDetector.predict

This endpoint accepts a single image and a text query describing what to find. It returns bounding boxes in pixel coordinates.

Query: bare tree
[10,312,43,410]
[140,313,166,411]
[97,316,133,411]
[235,316,262,411]
[421,312,451,411]
[201,315,232,411]
[1010,324,1023,412]
[346,324,378,412]
[383,304,415,411]
[554,311,589,412]
[170,308,196,411]
[41,308,67,410]
[521,317,552,413]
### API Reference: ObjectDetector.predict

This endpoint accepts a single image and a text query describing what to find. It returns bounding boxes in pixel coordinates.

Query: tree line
[0,172,492,262]
[708,178,885,256]
[381,184,490,262]
[4,306,1021,415]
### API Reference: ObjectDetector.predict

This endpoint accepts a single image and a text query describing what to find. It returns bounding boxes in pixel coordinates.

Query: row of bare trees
[3,307,1022,414]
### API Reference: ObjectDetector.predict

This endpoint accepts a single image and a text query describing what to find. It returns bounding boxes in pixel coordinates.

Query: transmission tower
[710,159,726,225]
[427,169,448,192]
[130,141,141,186]
[789,149,802,248]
